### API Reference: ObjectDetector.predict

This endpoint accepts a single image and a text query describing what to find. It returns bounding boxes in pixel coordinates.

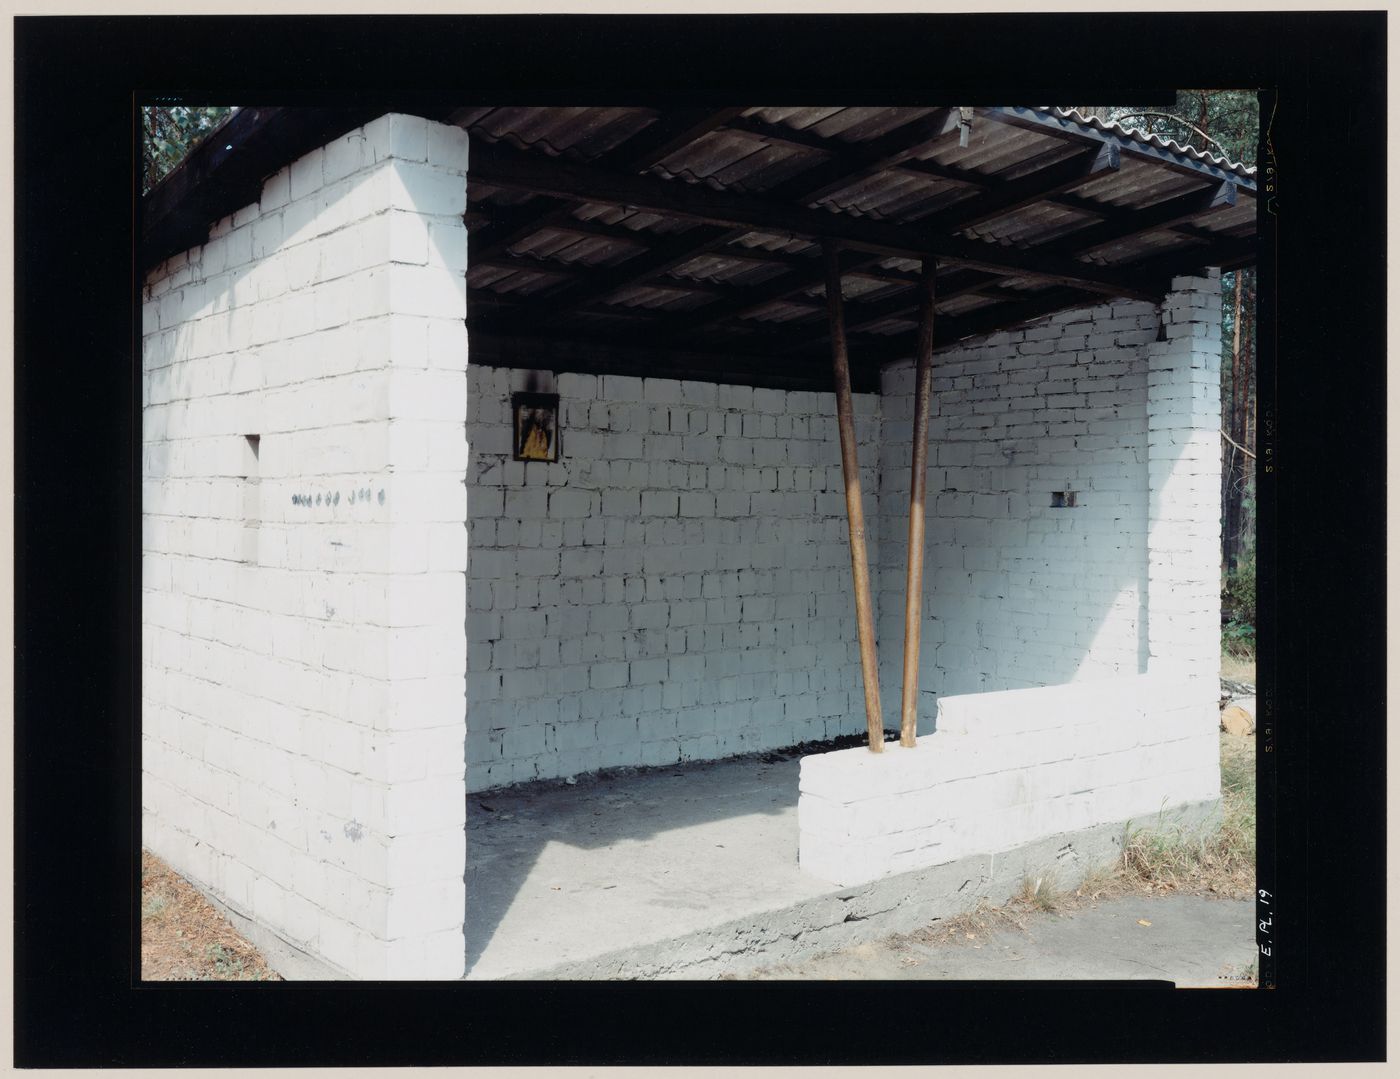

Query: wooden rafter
[469,106,748,262]
[467,138,1160,304]
[474,109,966,330]
[466,326,882,393]
[465,126,1238,337]
[669,145,1122,335]
[455,105,1257,370]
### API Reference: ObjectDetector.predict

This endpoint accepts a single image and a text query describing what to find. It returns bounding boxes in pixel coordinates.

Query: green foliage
[1221,556,1257,656]
[1066,91,1258,168]
[142,105,235,193]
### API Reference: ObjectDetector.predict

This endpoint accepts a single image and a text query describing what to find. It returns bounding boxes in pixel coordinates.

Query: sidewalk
[738,893,1258,985]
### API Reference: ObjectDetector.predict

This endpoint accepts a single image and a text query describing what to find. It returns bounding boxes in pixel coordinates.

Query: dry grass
[1082,733,1256,902]
[1220,651,1256,685]
[898,899,1033,948]
[141,850,281,981]
[894,874,1074,949]
[1015,872,1069,912]
[1003,733,1256,909]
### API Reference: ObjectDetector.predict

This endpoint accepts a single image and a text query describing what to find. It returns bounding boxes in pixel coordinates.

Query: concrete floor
[464,751,1243,982]
[465,751,829,979]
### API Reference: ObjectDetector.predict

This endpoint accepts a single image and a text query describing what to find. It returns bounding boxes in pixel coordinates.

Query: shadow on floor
[464,738,876,979]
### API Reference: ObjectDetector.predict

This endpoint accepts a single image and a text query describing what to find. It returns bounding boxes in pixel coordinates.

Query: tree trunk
[1239,271,1255,556]
[1223,270,1244,571]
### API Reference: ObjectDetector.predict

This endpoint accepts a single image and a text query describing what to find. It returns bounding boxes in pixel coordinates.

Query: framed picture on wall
[511,391,561,462]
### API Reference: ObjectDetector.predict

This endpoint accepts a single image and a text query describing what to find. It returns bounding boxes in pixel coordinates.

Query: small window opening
[1051,490,1077,508]
[242,435,261,563]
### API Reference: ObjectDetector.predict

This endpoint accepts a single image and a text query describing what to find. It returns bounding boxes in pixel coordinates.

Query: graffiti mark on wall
[289,486,386,509]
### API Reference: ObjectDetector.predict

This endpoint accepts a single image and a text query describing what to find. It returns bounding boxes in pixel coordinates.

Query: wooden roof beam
[974,106,1257,191]
[1037,180,1238,256]
[467,138,1161,300]
[762,108,961,204]
[912,143,1120,231]
[840,233,1257,365]
[472,253,820,306]
[773,269,1017,351]
[467,106,748,261]
[481,109,964,328]
[466,326,879,393]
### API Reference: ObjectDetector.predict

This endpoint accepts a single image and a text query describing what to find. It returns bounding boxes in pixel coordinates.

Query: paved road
[740,893,1258,986]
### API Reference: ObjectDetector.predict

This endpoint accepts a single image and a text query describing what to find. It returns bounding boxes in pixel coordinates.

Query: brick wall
[1147,273,1224,693]
[465,366,881,790]
[876,300,1161,730]
[798,672,1222,886]
[142,114,470,979]
[799,279,1223,888]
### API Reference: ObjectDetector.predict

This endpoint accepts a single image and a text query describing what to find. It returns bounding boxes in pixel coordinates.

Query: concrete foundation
[465,749,1219,980]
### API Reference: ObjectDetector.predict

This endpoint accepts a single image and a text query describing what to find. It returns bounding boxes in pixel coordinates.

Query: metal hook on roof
[958,107,974,149]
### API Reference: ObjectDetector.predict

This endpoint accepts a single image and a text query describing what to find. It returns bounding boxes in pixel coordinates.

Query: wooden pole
[823,241,884,753]
[900,258,937,748]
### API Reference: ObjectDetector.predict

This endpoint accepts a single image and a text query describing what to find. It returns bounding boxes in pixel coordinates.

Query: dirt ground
[141,850,281,981]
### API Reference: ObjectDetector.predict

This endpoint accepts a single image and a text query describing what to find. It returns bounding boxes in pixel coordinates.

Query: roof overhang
[142,104,1256,392]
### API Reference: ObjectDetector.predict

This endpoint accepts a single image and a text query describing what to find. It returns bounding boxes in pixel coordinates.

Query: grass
[1220,650,1256,685]
[1091,732,1256,901]
[1016,872,1067,913]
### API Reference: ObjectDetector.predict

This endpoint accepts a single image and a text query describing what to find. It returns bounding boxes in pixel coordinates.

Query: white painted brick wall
[466,367,882,790]
[1147,272,1224,695]
[877,301,1160,727]
[798,671,1221,886]
[142,114,469,980]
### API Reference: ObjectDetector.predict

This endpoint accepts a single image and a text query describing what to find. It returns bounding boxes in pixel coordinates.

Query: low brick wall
[798,671,1220,886]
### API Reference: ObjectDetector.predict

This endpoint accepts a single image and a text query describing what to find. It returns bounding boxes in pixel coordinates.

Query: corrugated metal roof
[141,101,1257,376]
[467,105,655,161]
[460,104,1257,347]
[1050,106,1256,179]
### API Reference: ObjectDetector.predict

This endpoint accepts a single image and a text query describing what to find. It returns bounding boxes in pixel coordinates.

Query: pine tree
[142,106,235,193]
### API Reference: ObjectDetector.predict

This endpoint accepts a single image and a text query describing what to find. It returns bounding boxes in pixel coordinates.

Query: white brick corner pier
[798,673,1220,886]
[142,114,471,979]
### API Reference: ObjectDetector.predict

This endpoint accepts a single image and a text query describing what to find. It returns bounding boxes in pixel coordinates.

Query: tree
[142,106,235,194]
[1065,94,1259,572]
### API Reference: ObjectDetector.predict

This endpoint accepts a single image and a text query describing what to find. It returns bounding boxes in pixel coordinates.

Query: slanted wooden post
[823,242,884,753]
[900,258,937,748]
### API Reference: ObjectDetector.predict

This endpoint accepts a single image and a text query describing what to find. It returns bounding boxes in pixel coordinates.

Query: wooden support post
[823,242,884,753]
[900,258,937,748]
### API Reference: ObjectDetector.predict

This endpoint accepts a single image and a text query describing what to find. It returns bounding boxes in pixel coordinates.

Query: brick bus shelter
[140,105,1256,978]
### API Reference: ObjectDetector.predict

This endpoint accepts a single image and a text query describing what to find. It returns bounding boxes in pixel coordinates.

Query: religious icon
[511,392,560,462]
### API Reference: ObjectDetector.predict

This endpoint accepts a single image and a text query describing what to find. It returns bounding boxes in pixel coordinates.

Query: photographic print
[134,96,1271,989]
